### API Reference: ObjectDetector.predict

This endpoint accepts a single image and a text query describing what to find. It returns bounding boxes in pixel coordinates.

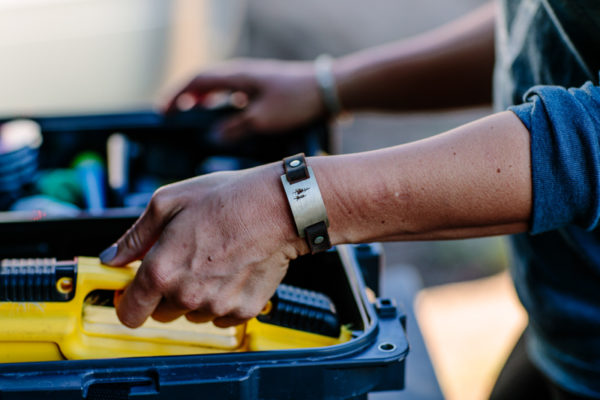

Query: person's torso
[494,0,600,110]
[495,0,600,395]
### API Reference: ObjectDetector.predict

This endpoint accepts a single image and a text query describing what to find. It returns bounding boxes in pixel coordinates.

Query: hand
[164,59,326,140]
[99,164,306,328]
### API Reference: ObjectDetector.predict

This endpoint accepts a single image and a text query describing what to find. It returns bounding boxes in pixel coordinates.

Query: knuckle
[172,285,207,311]
[143,264,175,293]
[148,188,171,215]
[208,300,231,318]
[120,227,145,253]
[172,293,201,312]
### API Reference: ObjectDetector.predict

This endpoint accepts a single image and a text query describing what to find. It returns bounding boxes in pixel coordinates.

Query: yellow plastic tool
[0,257,350,363]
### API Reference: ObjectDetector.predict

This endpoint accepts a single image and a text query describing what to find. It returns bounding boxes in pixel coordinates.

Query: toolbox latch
[374,298,397,319]
[375,297,407,332]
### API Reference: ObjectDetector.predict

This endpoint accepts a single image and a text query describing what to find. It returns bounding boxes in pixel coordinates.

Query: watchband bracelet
[281,153,331,254]
[314,54,342,117]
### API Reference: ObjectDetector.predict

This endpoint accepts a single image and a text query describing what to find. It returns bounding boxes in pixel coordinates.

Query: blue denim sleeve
[509,81,600,234]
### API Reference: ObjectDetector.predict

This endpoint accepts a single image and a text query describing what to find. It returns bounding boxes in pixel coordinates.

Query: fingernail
[99,244,118,264]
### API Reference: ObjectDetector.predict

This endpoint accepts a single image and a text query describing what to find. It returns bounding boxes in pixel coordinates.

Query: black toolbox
[0,108,327,258]
[0,110,408,399]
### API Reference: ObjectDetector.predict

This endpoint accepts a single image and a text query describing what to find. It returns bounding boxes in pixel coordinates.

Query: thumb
[99,196,172,266]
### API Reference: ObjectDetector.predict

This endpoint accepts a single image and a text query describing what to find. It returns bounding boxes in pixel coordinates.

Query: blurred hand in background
[164,59,327,140]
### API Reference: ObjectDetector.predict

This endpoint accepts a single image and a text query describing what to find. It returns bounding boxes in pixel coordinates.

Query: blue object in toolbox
[0,245,408,400]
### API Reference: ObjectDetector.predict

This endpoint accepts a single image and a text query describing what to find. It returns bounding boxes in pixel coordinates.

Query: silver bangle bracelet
[314,54,342,116]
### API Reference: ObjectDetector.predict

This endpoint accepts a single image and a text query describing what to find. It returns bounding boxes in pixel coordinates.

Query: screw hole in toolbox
[378,343,396,352]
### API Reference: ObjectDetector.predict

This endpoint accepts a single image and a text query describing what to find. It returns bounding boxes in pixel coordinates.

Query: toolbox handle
[84,373,158,399]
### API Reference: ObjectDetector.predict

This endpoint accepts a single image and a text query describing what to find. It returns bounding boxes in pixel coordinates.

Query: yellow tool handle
[76,256,138,294]
[0,257,137,340]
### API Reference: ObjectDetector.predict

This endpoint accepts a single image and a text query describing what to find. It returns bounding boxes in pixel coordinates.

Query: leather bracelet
[281,153,331,254]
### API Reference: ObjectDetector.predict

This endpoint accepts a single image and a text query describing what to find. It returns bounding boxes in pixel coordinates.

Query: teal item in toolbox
[36,169,82,206]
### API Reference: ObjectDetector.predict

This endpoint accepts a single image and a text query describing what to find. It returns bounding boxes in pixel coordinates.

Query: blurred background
[0,0,527,399]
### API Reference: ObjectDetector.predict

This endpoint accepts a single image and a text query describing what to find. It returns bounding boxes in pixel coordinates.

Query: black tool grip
[0,258,77,302]
[258,284,340,337]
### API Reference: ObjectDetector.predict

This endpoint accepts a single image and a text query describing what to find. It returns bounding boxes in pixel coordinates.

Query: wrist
[306,155,354,246]
[332,54,361,112]
[257,155,366,257]
[314,55,343,117]
[281,154,332,254]
[256,162,311,257]
[308,153,396,245]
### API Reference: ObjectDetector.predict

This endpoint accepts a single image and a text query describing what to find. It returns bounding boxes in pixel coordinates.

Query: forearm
[334,2,496,112]
[104,110,531,327]
[309,111,531,244]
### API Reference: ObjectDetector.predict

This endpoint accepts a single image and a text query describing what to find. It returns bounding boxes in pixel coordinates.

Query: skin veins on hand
[102,164,306,328]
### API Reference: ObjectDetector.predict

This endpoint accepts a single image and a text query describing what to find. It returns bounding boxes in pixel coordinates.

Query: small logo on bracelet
[294,187,310,200]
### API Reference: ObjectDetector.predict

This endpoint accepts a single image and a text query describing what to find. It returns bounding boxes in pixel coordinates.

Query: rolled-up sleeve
[509,81,600,234]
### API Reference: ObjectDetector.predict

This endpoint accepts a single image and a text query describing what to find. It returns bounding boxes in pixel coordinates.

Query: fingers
[99,189,178,267]
[115,257,166,327]
[105,166,293,330]
[213,316,247,328]
[116,255,267,329]
[164,73,248,113]
[218,104,272,140]
[151,298,188,323]
[185,310,214,324]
